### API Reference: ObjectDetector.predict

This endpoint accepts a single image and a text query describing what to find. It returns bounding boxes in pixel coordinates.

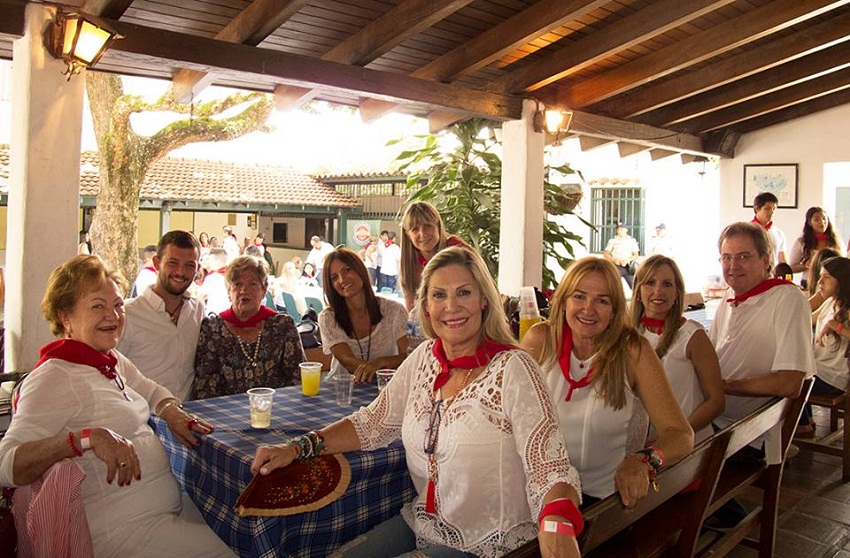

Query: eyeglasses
[423,399,443,455]
[719,253,755,264]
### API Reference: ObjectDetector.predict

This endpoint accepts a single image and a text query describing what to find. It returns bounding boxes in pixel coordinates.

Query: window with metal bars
[589,186,645,254]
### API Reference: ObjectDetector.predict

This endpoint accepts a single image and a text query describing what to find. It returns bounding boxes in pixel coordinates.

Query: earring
[482,303,489,311]
[424,311,430,317]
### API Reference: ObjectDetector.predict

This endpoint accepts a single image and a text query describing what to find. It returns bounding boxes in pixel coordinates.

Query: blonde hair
[416,247,515,347]
[400,202,449,304]
[629,255,685,359]
[540,257,640,410]
[41,255,126,337]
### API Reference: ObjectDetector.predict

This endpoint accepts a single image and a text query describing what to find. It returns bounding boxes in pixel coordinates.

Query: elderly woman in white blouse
[318,247,408,383]
[253,247,582,558]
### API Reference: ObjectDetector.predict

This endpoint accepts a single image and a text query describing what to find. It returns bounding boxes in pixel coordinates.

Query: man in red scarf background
[751,191,788,266]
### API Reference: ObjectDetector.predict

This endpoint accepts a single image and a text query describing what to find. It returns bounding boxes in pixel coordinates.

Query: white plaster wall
[718,103,850,247]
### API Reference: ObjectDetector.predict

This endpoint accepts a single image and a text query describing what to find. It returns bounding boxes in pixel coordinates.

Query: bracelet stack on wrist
[289,431,326,461]
[635,446,665,492]
[158,399,183,416]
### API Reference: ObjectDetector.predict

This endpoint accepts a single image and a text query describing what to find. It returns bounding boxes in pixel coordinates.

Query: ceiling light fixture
[44,11,121,80]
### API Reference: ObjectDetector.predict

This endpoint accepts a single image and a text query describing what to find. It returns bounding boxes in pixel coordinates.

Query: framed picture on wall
[742,164,798,208]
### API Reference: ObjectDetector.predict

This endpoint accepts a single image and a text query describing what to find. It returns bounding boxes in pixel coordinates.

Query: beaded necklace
[236,329,263,368]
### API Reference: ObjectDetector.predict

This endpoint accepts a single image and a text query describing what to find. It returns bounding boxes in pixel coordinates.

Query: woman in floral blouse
[194,255,303,399]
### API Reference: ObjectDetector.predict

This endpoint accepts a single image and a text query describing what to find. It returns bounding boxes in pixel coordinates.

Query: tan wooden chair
[796,374,850,481]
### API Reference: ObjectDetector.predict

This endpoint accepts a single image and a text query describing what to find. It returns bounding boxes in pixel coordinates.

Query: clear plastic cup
[335,372,355,406]
[247,387,275,428]
[376,369,395,391]
[299,362,322,396]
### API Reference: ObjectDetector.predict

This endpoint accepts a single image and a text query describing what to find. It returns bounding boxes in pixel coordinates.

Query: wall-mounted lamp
[44,11,121,79]
[532,103,574,145]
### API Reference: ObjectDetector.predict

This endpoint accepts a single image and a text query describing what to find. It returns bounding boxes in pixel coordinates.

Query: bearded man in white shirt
[119,230,205,401]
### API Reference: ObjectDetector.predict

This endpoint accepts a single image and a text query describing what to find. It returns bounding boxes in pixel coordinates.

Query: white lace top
[643,320,713,443]
[544,353,648,499]
[348,341,580,557]
[319,297,408,379]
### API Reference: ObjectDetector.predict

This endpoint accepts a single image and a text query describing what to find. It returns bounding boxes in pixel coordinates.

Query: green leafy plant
[391,118,591,290]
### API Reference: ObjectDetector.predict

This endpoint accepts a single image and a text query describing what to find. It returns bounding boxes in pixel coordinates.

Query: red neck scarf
[431,338,514,392]
[220,306,276,328]
[36,339,118,379]
[726,277,790,306]
[416,251,428,267]
[143,265,156,273]
[751,216,772,230]
[640,316,665,335]
[384,240,393,248]
[816,233,828,242]
[557,327,594,401]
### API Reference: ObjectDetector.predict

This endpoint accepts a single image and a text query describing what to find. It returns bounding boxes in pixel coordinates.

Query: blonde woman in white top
[630,255,724,444]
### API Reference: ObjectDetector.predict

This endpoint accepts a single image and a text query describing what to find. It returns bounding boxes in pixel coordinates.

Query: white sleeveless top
[545,353,648,499]
[814,297,850,390]
[642,319,712,443]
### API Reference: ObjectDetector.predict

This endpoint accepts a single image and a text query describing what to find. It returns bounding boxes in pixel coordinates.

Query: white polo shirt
[118,288,205,401]
[709,283,814,431]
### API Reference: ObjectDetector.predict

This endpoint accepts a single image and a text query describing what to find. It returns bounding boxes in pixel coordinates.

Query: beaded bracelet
[67,431,83,457]
[157,399,183,416]
[290,431,326,461]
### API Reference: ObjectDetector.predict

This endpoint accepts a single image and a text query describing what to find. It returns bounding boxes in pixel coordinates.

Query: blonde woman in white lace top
[253,247,582,558]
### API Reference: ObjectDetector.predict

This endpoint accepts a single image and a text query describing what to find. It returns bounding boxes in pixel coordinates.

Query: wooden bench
[504,377,813,558]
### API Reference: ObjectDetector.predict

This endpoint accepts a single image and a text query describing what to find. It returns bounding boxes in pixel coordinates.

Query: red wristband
[80,428,92,451]
[538,498,584,536]
[540,519,576,537]
[67,431,83,457]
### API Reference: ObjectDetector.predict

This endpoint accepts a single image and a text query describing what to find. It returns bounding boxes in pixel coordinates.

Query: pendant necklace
[355,323,373,362]
[166,297,185,325]
[236,329,263,367]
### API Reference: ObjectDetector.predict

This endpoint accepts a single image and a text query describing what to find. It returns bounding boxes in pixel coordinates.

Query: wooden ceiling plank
[83,0,134,20]
[173,0,310,102]
[560,0,848,108]
[731,88,850,134]
[358,0,607,121]
[676,65,850,133]
[638,41,850,127]
[105,18,525,120]
[496,0,737,94]
[590,9,850,118]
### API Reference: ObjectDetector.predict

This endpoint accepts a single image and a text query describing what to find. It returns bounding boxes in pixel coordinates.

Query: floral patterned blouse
[193,313,304,399]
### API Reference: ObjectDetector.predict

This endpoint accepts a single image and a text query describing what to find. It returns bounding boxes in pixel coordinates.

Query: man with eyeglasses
[706,221,813,527]
[119,230,205,401]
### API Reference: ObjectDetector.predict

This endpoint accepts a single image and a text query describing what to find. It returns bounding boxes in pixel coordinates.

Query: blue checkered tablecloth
[150,384,415,558]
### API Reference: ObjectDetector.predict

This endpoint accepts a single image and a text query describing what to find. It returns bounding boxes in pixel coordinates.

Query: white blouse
[643,320,713,443]
[348,341,581,557]
[319,297,408,378]
[544,353,648,499]
[814,297,850,390]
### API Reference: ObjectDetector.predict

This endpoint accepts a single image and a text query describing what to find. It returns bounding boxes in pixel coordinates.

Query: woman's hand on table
[162,405,214,449]
[538,530,580,558]
[88,427,142,486]
[614,454,651,509]
[353,361,381,383]
[251,444,299,475]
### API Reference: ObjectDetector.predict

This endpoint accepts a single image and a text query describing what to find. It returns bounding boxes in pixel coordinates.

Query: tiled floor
[724,409,850,558]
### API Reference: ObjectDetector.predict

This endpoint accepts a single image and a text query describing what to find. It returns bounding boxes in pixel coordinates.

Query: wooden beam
[82,0,134,20]
[618,143,650,158]
[568,110,711,156]
[677,66,850,133]
[0,1,25,38]
[649,149,678,160]
[427,111,465,133]
[274,84,316,111]
[561,0,846,108]
[172,0,310,102]
[731,88,850,134]
[592,10,850,118]
[103,18,524,120]
[496,0,736,94]
[358,0,606,121]
[637,41,850,127]
[578,136,613,152]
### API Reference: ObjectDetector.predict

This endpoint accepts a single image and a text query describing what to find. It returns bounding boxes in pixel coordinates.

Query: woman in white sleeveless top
[522,257,693,508]
[630,255,724,444]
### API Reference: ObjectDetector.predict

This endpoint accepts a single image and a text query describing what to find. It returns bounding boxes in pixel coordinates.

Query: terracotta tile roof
[314,171,407,182]
[0,145,359,208]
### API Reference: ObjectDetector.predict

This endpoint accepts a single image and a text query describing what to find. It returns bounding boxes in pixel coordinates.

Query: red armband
[540,519,576,537]
[538,498,584,536]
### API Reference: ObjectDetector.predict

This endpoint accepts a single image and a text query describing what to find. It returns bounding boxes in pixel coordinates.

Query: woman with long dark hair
[789,206,842,273]
[630,255,724,443]
[318,247,408,383]
[806,247,841,299]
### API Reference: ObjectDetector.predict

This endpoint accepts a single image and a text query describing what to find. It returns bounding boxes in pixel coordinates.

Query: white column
[497,99,545,296]
[6,4,84,372]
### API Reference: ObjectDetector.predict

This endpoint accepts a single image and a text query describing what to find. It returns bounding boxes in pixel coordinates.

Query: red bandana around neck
[726,277,790,306]
[816,233,828,242]
[384,240,393,248]
[36,339,118,379]
[143,265,156,273]
[751,216,772,230]
[640,316,665,335]
[557,326,593,402]
[431,338,514,392]
[220,306,277,328]
[416,251,428,267]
